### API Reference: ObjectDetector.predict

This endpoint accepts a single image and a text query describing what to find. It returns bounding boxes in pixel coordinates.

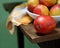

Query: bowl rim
[27,8,60,17]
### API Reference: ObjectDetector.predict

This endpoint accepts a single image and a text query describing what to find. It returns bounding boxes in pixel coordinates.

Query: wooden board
[19,22,60,43]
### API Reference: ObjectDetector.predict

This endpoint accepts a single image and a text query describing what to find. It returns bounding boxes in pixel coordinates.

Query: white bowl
[27,9,60,22]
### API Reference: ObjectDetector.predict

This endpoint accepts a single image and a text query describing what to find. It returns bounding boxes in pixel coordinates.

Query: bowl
[27,9,60,22]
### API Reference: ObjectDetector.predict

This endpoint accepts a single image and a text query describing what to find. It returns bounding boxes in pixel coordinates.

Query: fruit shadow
[56,21,60,28]
[36,30,58,36]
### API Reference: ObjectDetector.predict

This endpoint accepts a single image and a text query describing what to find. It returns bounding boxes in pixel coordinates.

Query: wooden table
[19,22,60,48]
[4,2,60,48]
[19,22,60,43]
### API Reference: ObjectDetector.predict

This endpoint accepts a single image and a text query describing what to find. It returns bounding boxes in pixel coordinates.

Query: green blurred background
[0,0,39,48]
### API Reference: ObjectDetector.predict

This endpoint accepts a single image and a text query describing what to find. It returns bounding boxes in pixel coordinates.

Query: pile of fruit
[27,0,60,16]
[27,0,60,35]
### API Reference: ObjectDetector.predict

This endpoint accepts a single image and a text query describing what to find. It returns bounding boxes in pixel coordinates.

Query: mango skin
[50,4,60,16]
[33,5,49,16]
[39,0,57,7]
[57,0,60,4]
[27,0,40,12]
[27,0,39,6]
